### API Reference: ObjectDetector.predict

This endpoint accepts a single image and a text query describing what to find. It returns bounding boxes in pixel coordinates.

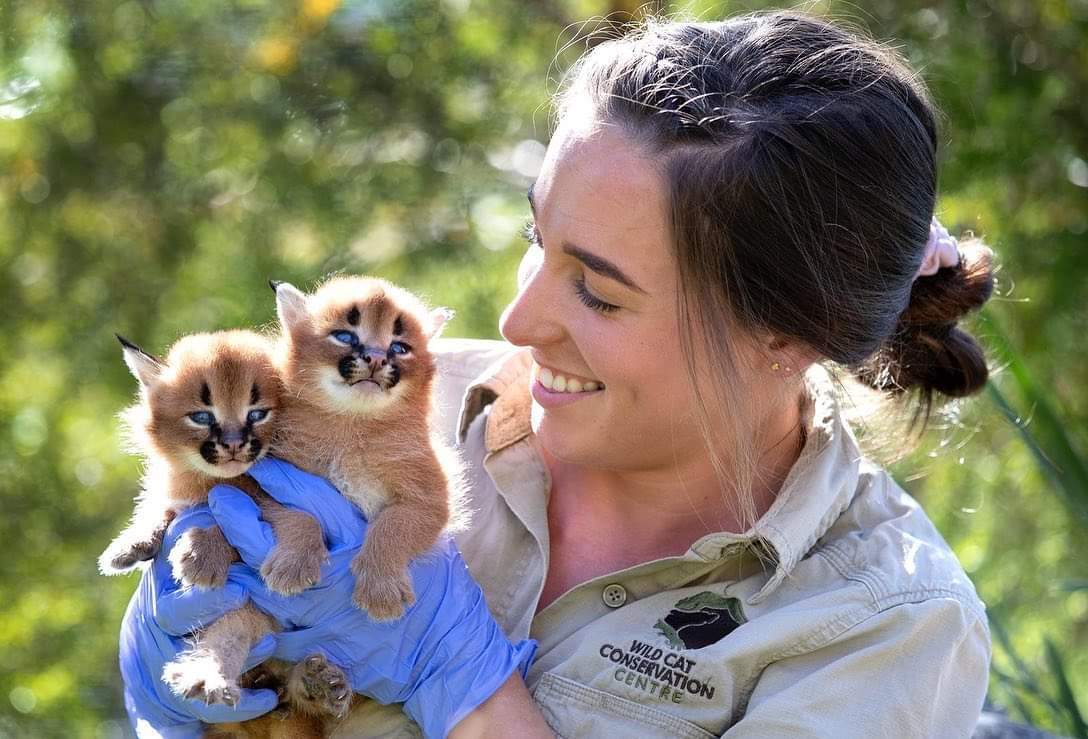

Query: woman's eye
[189,411,214,425]
[331,330,356,345]
[389,341,411,356]
[247,409,269,423]
[574,278,620,314]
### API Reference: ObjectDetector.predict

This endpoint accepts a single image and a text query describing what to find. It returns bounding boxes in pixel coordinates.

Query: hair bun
[901,239,994,326]
[856,237,995,403]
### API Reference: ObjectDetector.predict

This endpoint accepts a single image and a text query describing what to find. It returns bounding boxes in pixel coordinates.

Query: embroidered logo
[654,591,745,650]
[595,591,745,704]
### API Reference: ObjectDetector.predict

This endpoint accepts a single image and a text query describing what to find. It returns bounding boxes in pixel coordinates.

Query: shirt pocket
[533,672,717,739]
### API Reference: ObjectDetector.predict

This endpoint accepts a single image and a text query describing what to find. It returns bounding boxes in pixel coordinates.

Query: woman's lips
[530,361,604,408]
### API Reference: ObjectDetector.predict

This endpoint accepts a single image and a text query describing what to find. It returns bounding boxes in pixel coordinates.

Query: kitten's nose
[362,348,387,367]
[220,428,245,456]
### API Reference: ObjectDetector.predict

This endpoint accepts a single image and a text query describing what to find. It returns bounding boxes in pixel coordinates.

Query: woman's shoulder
[756,365,988,628]
[817,460,986,620]
[757,457,989,643]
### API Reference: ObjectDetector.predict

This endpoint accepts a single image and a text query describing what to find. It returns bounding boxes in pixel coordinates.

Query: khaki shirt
[332,339,991,739]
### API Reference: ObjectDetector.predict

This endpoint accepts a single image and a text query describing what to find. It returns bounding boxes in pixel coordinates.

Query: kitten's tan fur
[272,276,463,621]
[99,331,341,737]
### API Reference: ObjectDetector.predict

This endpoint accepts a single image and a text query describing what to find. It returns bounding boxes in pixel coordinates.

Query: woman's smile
[530,360,605,407]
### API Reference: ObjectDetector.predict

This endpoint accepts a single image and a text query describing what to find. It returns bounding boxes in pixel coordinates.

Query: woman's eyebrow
[527,184,648,295]
[562,244,647,295]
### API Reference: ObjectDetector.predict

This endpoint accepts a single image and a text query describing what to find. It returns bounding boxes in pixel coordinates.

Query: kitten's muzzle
[217,427,245,455]
[201,426,260,464]
[339,347,396,388]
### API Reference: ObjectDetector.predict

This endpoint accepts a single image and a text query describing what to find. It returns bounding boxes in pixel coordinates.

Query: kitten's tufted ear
[273,281,310,335]
[116,335,165,388]
[427,307,454,340]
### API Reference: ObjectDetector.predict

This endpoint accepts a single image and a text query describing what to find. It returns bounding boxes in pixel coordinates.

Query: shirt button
[602,583,627,608]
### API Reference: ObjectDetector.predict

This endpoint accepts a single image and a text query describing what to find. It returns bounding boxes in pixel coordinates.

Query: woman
[120,11,996,738]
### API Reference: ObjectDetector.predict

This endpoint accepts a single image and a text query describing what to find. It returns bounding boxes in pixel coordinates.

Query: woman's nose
[500,248,564,348]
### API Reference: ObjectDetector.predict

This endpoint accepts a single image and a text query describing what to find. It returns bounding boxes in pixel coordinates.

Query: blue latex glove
[118,506,280,739]
[196,457,536,739]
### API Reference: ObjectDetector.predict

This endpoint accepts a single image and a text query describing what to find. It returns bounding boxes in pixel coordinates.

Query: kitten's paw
[288,653,352,719]
[163,653,240,706]
[241,664,288,703]
[99,538,160,574]
[260,542,326,595]
[168,527,231,589]
[352,572,415,622]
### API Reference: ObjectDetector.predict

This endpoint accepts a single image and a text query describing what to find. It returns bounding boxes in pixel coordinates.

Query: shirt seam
[814,544,989,629]
[814,541,886,602]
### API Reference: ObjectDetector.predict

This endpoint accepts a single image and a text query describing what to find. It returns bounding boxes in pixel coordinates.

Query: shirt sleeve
[723,597,991,738]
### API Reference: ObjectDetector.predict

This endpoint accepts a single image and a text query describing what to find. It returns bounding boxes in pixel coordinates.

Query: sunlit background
[1,0,1085,736]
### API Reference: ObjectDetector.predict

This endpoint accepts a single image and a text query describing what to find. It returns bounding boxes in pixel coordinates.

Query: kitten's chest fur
[273,404,400,521]
[327,454,389,521]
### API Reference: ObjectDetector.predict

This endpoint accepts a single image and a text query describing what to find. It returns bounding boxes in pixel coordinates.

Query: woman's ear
[763,336,820,377]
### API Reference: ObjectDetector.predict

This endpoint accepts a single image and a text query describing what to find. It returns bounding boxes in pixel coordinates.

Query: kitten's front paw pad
[289,653,352,719]
[163,654,240,706]
[168,528,230,589]
[352,573,415,622]
[260,543,326,595]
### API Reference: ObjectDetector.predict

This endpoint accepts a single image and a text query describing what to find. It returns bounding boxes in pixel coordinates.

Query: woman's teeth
[537,366,602,393]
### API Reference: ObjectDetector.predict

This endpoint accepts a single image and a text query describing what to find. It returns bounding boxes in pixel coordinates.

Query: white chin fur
[318,367,400,415]
[184,451,250,478]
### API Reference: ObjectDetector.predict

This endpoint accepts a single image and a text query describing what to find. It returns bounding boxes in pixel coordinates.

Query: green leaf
[982,311,1088,523]
[1044,638,1088,739]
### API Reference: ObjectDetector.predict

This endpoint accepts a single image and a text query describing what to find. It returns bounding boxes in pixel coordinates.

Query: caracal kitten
[99,332,345,736]
[272,275,463,622]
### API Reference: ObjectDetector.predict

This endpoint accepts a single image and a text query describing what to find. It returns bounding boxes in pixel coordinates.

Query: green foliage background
[1,0,1085,736]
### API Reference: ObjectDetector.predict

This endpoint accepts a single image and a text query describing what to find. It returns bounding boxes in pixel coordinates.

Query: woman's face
[500,113,758,474]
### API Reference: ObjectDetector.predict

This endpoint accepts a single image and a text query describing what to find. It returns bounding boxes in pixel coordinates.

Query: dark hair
[558,11,995,521]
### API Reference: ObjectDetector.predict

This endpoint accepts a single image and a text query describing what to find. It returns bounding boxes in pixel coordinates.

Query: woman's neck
[543,386,807,558]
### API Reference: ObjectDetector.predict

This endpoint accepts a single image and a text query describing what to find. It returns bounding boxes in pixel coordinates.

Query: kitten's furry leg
[168,524,238,589]
[99,498,176,574]
[351,491,448,621]
[163,604,276,706]
[230,476,328,595]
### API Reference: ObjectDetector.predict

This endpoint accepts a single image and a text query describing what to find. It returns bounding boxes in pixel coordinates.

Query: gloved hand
[200,457,536,739]
[118,506,279,739]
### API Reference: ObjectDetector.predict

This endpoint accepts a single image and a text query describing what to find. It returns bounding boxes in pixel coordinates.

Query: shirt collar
[457,348,534,453]
[456,347,864,605]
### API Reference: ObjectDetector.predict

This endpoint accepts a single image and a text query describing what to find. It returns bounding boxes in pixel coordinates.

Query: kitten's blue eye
[331,330,356,345]
[389,341,411,355]
[247,409,269,423]
[189,411,214,425]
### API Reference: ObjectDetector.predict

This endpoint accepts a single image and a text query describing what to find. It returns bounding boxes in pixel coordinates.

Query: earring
[770,361,781,372]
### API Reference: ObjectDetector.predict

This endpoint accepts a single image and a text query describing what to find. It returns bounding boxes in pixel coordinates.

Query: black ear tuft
[118,334,166,385]
[269,279,283,292]
[116,334,140,351]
